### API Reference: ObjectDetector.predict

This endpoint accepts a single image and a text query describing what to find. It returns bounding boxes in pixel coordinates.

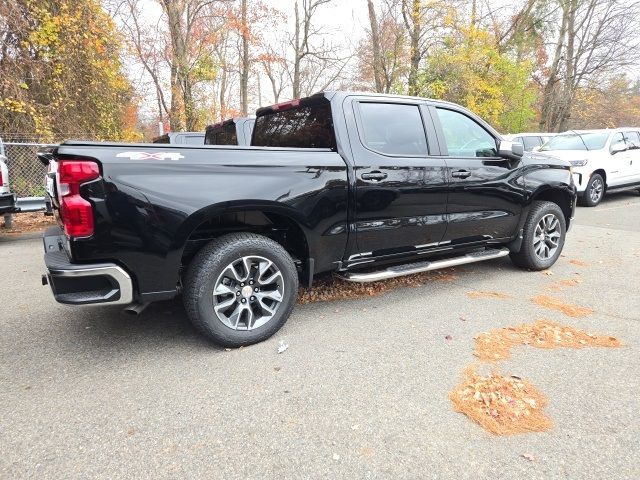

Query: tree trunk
[367,0,384,93]
[539,2,568,132]
[239,0,249,115]
[407,0,422,96]
[292,1,302,99]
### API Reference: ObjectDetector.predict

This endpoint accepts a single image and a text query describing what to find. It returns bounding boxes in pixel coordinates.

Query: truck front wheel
[510,201,566,271]
[183,233,298,347]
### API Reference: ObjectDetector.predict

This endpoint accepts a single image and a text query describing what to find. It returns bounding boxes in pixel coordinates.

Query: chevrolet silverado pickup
[41,91,576,347]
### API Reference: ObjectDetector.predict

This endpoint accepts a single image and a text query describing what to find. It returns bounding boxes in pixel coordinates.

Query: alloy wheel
[533,214,561,260]
[589,177,604,203]
[212,255,284,331]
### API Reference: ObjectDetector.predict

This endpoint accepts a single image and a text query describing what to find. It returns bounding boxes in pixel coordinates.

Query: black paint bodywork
[46,91,576,303]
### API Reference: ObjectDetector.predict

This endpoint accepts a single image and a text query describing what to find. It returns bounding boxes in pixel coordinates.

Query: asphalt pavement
[1,192,639,479]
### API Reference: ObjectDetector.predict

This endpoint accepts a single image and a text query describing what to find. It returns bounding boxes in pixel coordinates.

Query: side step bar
[336,248,510,283]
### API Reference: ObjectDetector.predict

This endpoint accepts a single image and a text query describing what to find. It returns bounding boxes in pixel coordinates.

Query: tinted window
[252,103,335,149]
[152,134,170,144]
[436,108,497,157]
[624,131,640,148]
[522,136,541,151]
[357,103,427,156]
[205,123,238,145]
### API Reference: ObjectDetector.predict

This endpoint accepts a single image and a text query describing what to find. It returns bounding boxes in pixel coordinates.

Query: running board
[336,248,510,283]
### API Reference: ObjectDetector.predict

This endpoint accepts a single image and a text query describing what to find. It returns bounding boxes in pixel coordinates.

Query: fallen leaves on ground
[474,319,621,362]
[466,290,510,300]
[545,278,582,291]
[531,295,594,317]
[569,259,588,267]
[297,269,458,304]
[0,212,55,235]
[449,366,552,435]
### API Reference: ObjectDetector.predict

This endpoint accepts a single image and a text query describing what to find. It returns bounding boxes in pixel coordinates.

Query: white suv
[539,129,640,207]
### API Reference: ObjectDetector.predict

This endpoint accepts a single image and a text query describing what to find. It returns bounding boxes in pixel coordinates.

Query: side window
[357,102,428,156]
[624,131,640,149]
[610,132,626,153]
[522,136,541,151]
[435,108,497,157]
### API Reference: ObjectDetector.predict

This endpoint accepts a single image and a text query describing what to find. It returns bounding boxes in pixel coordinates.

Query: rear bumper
[0,192,16,214]
[42,226,133,305]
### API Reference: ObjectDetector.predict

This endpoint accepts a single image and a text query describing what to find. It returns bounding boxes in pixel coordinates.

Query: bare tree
[398,0,451,95]
[539,0,640,131]
[288,0,350,98]
[367,0,384,92]
[239,0,249,114]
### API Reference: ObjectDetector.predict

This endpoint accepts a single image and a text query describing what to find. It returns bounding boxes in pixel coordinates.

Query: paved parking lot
[2,192,640,479]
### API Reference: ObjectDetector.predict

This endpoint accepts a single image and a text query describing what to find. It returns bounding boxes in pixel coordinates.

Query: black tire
[183,233,298,347]
[510,201,567,271]
[578,173,605,207]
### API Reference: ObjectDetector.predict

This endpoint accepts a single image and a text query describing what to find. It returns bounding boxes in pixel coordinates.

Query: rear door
[607,132,634,186]
[343,97,449,263]
[623,131,640,184]
[432,106,525,246]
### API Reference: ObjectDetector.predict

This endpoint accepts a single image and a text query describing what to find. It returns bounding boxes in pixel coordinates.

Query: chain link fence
[1,141,55,197]
[1,134,102,198]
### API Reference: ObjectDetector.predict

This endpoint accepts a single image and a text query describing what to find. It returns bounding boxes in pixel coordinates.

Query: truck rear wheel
[183,233,298,347]
[510,201,566,271]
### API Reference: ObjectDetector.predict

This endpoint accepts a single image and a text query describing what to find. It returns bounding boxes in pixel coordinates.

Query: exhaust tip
[123,302,150,315]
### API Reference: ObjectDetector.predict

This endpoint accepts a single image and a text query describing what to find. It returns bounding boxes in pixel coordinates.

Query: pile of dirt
[1,212,56,235]
[449,367,553,435]
[474,319,621,362]
[297,269,458,304]
[531,295,594,317]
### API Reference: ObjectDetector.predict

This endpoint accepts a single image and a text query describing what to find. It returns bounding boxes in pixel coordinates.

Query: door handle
[451,169,471,179]
[361,171,388,181]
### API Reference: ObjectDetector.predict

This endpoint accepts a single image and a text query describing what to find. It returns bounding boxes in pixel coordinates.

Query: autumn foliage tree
[0,0,137,141]
[420,25,537,133]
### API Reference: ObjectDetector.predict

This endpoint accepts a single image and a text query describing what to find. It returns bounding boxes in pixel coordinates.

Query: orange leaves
[466,291,510,300]
[531,295,594,317]
[473,319,621,362]
[450,367,553,435]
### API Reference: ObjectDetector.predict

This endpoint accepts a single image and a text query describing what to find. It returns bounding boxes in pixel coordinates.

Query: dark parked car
[205,117,255,145]
[40,91,576,347]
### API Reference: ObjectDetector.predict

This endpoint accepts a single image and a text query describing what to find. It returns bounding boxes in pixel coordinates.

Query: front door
[344,98,449,264]
[432,106,525,246]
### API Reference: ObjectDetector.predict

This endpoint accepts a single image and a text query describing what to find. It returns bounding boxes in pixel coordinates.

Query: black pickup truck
[41,91,576,346]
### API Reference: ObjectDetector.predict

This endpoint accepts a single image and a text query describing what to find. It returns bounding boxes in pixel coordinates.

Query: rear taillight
[0,169,3,186]
[57,160,100,237]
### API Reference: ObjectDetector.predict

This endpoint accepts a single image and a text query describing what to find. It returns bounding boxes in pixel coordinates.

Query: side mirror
[498,140,524,161]
[610,142,627,155]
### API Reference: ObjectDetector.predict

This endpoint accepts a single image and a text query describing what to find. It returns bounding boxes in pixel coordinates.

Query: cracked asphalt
[1,192,639,479]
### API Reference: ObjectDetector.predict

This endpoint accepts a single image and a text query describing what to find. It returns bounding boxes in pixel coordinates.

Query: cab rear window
[252,103,336,149]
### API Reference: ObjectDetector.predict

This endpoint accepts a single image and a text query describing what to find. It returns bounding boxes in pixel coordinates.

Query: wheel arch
[176,201,312,280]
[591,169,607,188]
[529,186,574,229]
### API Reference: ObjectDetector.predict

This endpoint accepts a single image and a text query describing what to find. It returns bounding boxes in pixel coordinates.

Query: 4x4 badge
[116,151,184,161]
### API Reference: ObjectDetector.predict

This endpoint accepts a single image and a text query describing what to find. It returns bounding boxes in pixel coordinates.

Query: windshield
[540,132,609,151]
